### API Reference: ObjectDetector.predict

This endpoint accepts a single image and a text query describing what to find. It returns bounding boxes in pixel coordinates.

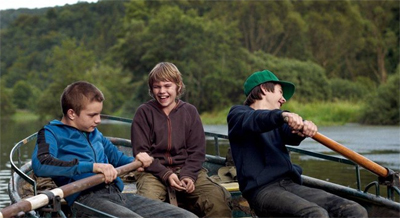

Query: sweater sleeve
[32,128,93,178]
[131,105,172,181]
[227,105,305,145]
[179,106,206,182]
[102,135,134,167]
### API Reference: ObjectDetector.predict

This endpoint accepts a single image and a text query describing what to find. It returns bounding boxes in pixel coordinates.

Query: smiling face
[66,100,103,132]
[151,80,178,115]
[262,83,286,110]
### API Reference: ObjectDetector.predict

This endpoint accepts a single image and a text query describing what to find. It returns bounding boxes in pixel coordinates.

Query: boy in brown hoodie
[131,62,232,217]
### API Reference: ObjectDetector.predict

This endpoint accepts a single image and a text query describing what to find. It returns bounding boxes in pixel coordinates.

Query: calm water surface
[0,120,399,209]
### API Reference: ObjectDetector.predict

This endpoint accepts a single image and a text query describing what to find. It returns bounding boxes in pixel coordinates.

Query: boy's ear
[67,109,76,120]
[260,86,267,96]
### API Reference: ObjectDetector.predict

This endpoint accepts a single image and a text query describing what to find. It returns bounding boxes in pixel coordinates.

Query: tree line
[0,0,398,125]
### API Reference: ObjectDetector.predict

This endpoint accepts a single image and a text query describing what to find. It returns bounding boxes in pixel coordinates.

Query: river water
[0,119,399,209]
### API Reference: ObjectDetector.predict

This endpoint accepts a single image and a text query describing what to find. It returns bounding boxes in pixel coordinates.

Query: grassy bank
[200,100,363,126]
[12,110,40,122]
[11,101,362,126]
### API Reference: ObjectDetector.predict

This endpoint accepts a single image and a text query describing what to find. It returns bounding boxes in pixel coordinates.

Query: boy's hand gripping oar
[0,161,142,218]
[312,132,399,188]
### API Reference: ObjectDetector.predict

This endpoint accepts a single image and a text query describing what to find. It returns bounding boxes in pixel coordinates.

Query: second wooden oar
[0,161,142,218]
[312,132,389,177]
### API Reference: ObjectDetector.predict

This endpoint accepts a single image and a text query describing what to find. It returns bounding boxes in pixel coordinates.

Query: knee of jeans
[299,206,329,218]
[341,203,368,217]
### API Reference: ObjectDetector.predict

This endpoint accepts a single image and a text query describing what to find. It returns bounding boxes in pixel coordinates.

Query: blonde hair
[148,62,186,99]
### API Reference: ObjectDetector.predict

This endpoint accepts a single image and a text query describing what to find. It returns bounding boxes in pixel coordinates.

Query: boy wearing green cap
[227,70,367,217]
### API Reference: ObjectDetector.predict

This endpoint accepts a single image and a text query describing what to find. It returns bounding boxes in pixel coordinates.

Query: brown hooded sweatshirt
[131,100,206,183]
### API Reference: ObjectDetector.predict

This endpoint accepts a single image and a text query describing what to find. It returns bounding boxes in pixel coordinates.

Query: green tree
[356,1,398,83]
[36,38,95,119]
[12,80,33,109]
[328,78,374,101]
[2,0,399,125]
[114,3,246,112]
[359,68,400,125]
[45,38,95,84]
[36,82,65,120]
[297,1,365,79]
[1,1,125,90]
[248,52,330,102]
[0,80,16,119]
[85,63,133,115]
[209,0,308,60]
[3,53,32,88]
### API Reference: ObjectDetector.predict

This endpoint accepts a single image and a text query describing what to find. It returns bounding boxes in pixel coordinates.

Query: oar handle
[0,161,142,218]
[312,132,388,177]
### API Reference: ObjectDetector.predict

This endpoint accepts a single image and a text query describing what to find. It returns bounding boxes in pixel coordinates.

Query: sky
[0,0,98,10]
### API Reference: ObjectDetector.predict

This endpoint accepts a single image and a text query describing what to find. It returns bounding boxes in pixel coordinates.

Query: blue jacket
[227,106,305,201]
[32,120,134,205]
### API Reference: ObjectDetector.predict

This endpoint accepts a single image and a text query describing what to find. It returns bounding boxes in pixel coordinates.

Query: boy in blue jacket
[32,81,196,217]
[227,70,367,217]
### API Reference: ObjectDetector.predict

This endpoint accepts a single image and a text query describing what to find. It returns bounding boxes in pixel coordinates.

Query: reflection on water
[0,121,399,209]
[0,169,11,209]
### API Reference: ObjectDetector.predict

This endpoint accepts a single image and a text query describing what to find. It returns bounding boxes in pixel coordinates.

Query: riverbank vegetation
[11,100,362,126]
[1,1,399,125]
[201,101,362,126]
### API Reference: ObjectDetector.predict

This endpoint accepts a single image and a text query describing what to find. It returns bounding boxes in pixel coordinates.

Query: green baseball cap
[244,70,295,100]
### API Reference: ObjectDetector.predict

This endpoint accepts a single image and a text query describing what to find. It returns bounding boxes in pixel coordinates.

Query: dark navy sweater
[227,105,305,201]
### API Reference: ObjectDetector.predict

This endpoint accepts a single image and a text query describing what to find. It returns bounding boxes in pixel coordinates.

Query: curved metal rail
[9,133,38,197]
[7,114,399,214]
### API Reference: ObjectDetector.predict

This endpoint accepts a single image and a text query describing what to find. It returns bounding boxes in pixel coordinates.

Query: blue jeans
[249,179,368,218]
[72,183,197,218]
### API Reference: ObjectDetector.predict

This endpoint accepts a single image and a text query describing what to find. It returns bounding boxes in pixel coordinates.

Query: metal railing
[8,114,399,210]
[203,131,399,202]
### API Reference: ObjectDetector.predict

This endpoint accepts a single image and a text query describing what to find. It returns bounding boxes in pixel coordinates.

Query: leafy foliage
[328,78,374,101]
[12,80,33,109]
[0,81,16,118]
[0,0,398,125]
[113,3,246,112]
[248,52,330,102]
[359,69,400,125]
[282,100,362,126]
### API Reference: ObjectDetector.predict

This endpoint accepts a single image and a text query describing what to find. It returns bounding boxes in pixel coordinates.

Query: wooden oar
[312,132,389,177]
[0,161,142,218]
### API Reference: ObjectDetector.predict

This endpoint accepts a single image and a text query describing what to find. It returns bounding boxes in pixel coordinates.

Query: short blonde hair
[148,62,186,99]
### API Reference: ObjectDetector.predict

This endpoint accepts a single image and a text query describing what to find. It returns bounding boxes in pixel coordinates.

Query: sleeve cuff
[79,162,94,174]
